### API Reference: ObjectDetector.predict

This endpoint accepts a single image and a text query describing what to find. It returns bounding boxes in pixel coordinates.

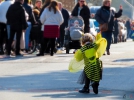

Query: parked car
[90,6,101,14]
[90,6,100,19]
[90,19,99,36]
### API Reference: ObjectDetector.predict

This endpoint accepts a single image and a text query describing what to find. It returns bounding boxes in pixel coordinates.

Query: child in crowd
[130,20,134,30]
[65,20,82,31]
[130,20,134,40]
[74,33,102,94]
[65,20,83,54]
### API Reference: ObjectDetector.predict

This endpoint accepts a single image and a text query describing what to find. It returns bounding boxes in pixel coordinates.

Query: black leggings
[84,73,99,89]
[84,74,90,89]
[40,38,56,55]
[0,23,8,51]
[8,29,22,55]
[57,28,65,47]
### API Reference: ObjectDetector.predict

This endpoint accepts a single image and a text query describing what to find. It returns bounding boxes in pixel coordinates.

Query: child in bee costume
[71,33,106,94]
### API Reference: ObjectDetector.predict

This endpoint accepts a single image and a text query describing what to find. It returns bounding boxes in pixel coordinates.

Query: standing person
[37,0,63,56]
[29,0,34,9]
[75,33,102,94]
[71,0,90,33]
[39,0,52,53]
[125,19,131,38]
[39,0,52,17]
[57,2,69,50]
[113,18,119,43]
[118,20,125,42]
[23,0,36,52]
[33,0,42,21]
[31,0,42,44]
[34,0,42,11]
[0,0,14,55]
[95,0,123,55]
[6,0,27,56]
[130,20,134,41]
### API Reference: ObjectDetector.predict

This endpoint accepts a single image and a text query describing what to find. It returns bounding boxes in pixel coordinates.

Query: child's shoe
[92,82,99,94]
[79,87,90,93]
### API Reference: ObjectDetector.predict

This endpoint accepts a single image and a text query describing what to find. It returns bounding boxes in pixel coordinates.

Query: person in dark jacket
[6,0,27,56]
[95,0,122,55]
[57,2,69,50]
[71,0,90,33]
[39,0,52,17]
[113,18,119,43]
[23,0,36,24]
[34,0,42,20]
[23,0,36,52]
[125,19,131,38]
[31,0,42,44]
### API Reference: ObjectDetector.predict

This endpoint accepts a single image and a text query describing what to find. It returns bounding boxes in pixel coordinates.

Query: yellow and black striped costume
[75,42,102,82]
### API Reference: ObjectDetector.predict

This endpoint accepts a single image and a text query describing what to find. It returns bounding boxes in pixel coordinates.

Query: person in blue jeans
[95,0,123,55]
[25,22,31,51]
[23,0,36,52]
[125,19,131,38]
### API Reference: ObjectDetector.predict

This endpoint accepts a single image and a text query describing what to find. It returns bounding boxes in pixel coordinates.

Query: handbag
[99,23,108,32]
[99,10,112,32]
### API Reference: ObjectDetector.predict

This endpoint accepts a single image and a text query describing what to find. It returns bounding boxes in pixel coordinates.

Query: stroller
[64,16,84,54]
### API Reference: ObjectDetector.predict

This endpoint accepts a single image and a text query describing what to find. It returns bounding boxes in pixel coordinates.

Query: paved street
[0,40,134,100]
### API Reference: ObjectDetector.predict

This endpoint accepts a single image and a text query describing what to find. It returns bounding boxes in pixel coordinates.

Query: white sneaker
[61,47,65,51]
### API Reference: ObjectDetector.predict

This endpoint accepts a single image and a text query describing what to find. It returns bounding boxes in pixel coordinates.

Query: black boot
[0,51,4,55]
[79,87,90,93]
[0,48,4,55]
[36,53,44,56]
[37,48,44,56]
[106,50,110,55]
[50,51,54,56]
[92,82,99,94]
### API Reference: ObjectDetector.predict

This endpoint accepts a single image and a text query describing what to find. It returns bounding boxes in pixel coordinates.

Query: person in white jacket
[0,0,14,54]
[37,0,64,56]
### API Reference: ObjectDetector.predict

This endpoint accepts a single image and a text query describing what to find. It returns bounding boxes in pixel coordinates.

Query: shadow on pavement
[32,92,122,99]
[113,58,134,62]
[0,55,40,62]
[0,66,134,99]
